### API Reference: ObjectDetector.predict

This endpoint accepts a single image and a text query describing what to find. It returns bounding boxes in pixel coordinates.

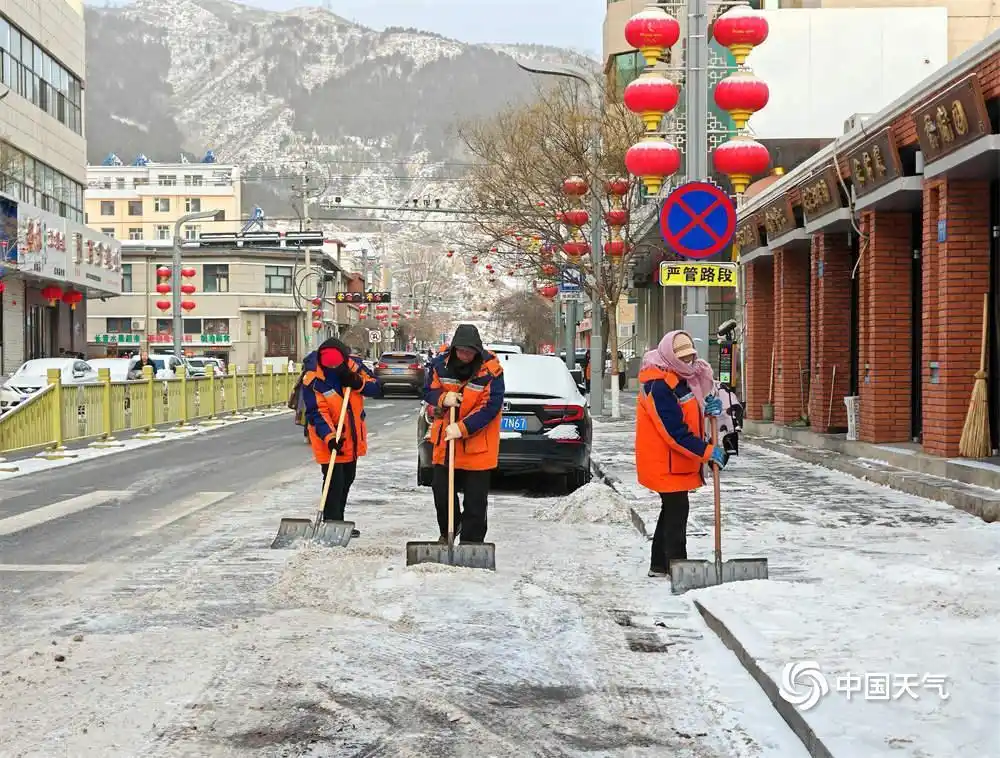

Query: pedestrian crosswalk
[0,490,126,537]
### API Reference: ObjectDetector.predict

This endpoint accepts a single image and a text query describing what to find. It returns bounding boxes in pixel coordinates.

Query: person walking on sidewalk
[635,330,728,577]
[423,324,505,544]
[302,337,381,537]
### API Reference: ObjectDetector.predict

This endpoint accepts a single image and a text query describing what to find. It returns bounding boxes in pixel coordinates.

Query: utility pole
[292,170,319,354]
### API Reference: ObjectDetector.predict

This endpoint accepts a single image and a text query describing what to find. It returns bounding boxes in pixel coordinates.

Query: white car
[186,357,225,377]
[485,343,523,354]
[86,358,134,382]
[0,358,99,413]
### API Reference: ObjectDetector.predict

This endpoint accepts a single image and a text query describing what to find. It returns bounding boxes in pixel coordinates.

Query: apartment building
[0,1,122,374]
[84,156,242,243]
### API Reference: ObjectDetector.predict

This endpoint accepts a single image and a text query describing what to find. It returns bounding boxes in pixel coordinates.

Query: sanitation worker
[302,337,381,537]
[423,324,505,544]
[635,330,727,577]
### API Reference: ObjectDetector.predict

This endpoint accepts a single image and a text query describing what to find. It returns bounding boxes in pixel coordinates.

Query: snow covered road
[0,422,805,758]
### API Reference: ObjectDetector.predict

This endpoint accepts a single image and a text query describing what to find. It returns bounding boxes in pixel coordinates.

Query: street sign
[334,290,391,304]
[659,181,736,260]
[659,262,738,287]
[368,329,381,343]
[559,267,583,301]
[539,342,555,355]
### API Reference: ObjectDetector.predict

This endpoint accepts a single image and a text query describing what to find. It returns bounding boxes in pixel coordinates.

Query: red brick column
[808,233,853,431]
[744,258,774,420]
[856,211,913,443]
[773,247,810,424]
[921,178,990,457]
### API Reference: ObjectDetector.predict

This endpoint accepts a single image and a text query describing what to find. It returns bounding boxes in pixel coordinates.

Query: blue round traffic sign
[658,181,736,260]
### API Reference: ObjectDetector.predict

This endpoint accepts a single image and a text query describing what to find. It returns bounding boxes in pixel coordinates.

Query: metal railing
[0,364,295,455]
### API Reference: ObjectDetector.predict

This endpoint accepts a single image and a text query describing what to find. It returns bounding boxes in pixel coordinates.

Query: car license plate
[501,415,528,432]
[392,368,406,374]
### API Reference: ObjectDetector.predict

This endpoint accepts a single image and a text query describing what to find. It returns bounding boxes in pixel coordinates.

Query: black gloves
[337,363,364,390]
[327,436,344,453]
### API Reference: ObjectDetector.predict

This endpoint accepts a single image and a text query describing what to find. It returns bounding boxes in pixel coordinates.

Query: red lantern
[485,264,494,271]
[181,283,196,295]
[311,297,322,306]
[181,267,196,278]
[312,308,323,319]
[446,250,454,257]
[623,73,680,131]
[625,139,681,196]
[712,136,770,194]
[41,285,63,306]
[713,72,770,130]
[605,178,630,196]
[605,209,630,226]
[489,246,498,253]
[563,241,590,258]
[562,176,589,196]
[624,6,681,67]
[471,255,479,264]
[62,289,83,310]
[156,282,171,294]
[390,320,399,327]
[562,209,590,227]
[392,304,401,310]
[541,263,558,276]
[538,284,559,299]
[604,240,628,258]
[156,266,171,279]
[712,5,769,66]
[312,320,322,329]
[156,300,171,312]
[180,300,196,312]
[0,280,5,295]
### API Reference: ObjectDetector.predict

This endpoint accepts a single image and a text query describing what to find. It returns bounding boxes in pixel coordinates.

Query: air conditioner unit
[843,113,874,135]
[131,319,145,330]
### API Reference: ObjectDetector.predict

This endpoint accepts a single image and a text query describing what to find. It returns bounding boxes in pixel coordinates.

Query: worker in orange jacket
[302,337,381,536]
[423,324,505,543]
[635,331,727,578]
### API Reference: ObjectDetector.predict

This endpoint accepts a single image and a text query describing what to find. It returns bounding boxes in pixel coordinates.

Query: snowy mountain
[84,0,599,217]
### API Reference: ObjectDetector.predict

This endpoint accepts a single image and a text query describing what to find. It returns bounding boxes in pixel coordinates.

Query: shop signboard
[147,333,232,346]
[67,220,122,295]
[0,195,16,265]
[17,203,68,281]
[94,333,142,345]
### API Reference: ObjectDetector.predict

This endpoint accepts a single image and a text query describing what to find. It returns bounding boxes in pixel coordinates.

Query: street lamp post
[172,209,224,361]
[515,59,605,417]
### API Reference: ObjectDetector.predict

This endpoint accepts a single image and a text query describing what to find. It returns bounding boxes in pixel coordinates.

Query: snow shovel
[405,406,496,570]
[670,415,767,593]
[271,388,356,549]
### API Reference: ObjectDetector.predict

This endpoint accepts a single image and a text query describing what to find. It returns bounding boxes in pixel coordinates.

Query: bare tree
[489,291,556,352]
[391,245,455,318]
[342,319,380,354]
[455,78,648,410]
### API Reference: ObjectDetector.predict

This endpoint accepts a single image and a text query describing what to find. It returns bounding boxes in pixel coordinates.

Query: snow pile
[533,481,633,526]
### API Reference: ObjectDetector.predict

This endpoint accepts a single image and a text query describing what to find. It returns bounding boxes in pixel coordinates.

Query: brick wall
[773,247,810,424]
[857,211,913,443]
[745,258,774,419]
[808,233,853,431]
[921,178,990,457]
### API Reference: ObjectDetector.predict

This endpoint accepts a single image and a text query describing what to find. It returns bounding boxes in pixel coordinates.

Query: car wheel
[417,466,434,487]
[565,467,591,492]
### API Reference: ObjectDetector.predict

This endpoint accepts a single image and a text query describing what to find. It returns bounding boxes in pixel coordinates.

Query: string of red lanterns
[560,175,590,259]
[311,296,323,329]
[181,267,196,312]
[603,178,631,260]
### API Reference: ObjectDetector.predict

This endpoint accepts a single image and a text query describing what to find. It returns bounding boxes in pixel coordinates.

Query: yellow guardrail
[0,364,296,456]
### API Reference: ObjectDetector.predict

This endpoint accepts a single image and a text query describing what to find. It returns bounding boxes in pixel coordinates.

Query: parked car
[186,357,225,377]
[86,358,134,382]
[416,353,592,491]
[0,358,99,414]
[127,353,185,380]
[375,351,426,396]
[484,343,523,354]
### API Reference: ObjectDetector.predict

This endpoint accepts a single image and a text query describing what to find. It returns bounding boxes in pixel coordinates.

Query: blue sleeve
[424,360,443,407]
[462,372,504,435]
[358,363,381,398]
[303,382,335,441]
[649,380,708,458]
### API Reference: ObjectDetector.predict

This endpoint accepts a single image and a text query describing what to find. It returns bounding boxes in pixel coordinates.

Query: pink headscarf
[641,329,715,407]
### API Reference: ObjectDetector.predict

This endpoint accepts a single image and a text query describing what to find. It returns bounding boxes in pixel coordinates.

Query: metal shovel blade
[312,519,355,548]
[271,518,314,549]
[405,540,497,571]
[669,557,768,594]
[270,518,354,549]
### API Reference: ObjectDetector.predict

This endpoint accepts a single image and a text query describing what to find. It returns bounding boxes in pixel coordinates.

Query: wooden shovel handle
[317,387,352,518]
[711,415,722,560]
[448,405,457,546]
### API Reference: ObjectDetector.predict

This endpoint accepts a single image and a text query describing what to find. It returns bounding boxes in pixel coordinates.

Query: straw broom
[959,293,991,458]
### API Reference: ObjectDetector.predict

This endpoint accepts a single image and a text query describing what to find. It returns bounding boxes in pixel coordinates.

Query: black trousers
[650,491,690,571]
[319,460,357,521]
[432,465,490,543]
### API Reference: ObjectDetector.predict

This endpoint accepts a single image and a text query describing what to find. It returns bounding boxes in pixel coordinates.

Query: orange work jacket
[302,357,379,465]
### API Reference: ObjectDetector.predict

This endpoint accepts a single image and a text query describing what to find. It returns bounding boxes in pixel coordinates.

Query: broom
[959,292,991,458]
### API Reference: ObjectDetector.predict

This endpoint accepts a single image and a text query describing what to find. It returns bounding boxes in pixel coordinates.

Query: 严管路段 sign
[659,262,737,288]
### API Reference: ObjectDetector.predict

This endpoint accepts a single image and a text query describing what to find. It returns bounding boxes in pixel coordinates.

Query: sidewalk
[591,409,998,758]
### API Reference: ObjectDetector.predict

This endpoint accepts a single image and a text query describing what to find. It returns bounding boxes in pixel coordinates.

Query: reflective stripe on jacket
[302,356,380,465]
[424,351,505,471]
[635,365,714,493]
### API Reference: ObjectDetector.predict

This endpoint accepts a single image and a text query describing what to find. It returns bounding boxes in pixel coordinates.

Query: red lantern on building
[156,300,171,312]
[41,285,63,306]
[624,5,681,67]
[562,209,590,227]
[62,289,83,310]
[712,5,769,66]
[181,267,196,278]
[623,72,680,132]
[538,284,559,299]
[156,266,171,279]
[562,241,590,258]
[713,136,771,194]
[181,300,196,312]
[605,178,630,197]
[312,320,322,329]
[181,283,196,295]
[713,72,770,130]
[625,139,681,196]
[156,282,171,294]
[562,176,589,196]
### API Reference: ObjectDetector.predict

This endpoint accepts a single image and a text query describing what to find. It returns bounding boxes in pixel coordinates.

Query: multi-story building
[0,1,122,373]
[85,232,360,368]
[83,155,242,242]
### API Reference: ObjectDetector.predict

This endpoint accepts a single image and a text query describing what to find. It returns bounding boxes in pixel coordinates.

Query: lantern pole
[172,209,224,361]
[515,59,605,416]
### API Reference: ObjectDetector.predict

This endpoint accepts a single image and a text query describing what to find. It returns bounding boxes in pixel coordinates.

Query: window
[158,175,176,186]
[116,178,125,190]
[612,51,644,99]
[127,200,142,216]
[106,317,132,333]
[203,318,229,335]
[181,318,201,334]
[121,263,133,292]
[265,265,293,294]
[184,174,204,187]
[100,200,114,216]
[154,197,170,212]
[100,227,115,238]
[155,318,172,335]
[0,140,83,223]
[128,227,142,240]
[184,197,201,213]
[183,224,200,241]
[155,225,170,240]
[203,263,229,293]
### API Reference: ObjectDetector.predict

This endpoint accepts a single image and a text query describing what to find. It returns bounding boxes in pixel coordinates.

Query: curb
[692,600,838,758]
[590,457,649,539]
[746,436,1000,523]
